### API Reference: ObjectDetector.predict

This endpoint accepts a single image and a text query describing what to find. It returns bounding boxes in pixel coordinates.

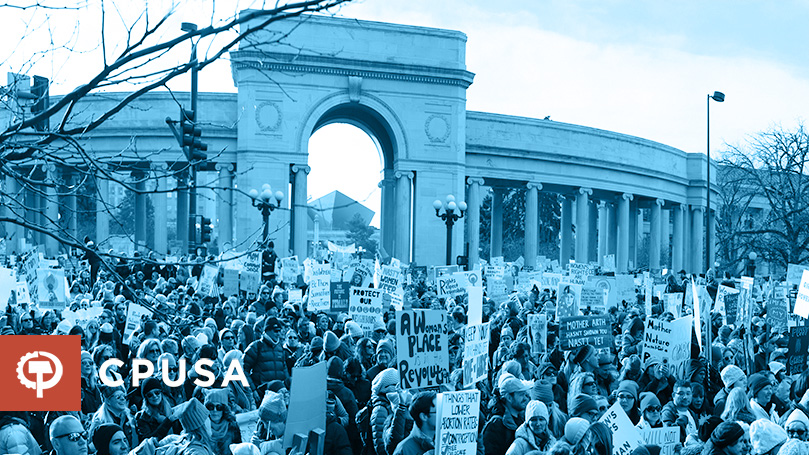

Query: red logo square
[0,336,81,411]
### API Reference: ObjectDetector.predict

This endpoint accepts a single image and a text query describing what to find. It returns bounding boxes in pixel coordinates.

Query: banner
[463,322,489,386]
[559,315,611,350]
[642,316,692,369]
[557,282,582,319]
[787,326,809,375]
[395,310,449,389]
[123,302,153,344]
[639,427,679,455]
[527,313,547,357]
[330,282,350,314]
[599,402,645,455]
[435,390,480,455]
[283,361,326,449]
[37,268,67,309]
[349,287,384,335]
[307,264,331,312]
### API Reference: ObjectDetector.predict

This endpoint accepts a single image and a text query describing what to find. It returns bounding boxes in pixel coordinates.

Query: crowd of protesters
[1,241,809,455]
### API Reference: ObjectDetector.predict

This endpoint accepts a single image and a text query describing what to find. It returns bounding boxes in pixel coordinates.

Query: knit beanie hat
[565,417,591,445]
[750,419,787,455]
[259,391,287,422]
[178,398,209,432]
[327,356,345,380]
[570,394,598,417]
[324,331,340,353]
[501,325,514,339]
[101,385,126,400]
[141,377,162,398]
[699,416,724,443]
[81,350,93,364]
[747,373,770,398]
[531,380,554,405]
[769,362,786,376]
[204,388,229,406]
[229,443,261,455]
[182,335,202,356]
[345,321,363,338]
[525,400,549,421]
[710,422,745,449]
[310,336,324,353]
[376,339,395,358]
[779,439,809,455]
[573,344,596,365]
[617,380,639,401]
[93,424,123,455]
[720,365,746,389]
[499,375,529,395]
[223,349,243,370]
[639,392,661,412]
[371,368,400,396]
[631,445,662,455]
[786,409,809,429]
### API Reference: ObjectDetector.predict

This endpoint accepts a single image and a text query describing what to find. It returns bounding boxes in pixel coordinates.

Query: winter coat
[370,395,409,455]
[135,408,181,441]
[88,403,138,449]
[0,419,41,455]
[326,413,353,455]
[482,413,519,455]
[392,425,435,455]
[81,377,103,414]
[506,423,556,455]
[210,418,241,455]
[243,337,289,392]
[660,402,697,442]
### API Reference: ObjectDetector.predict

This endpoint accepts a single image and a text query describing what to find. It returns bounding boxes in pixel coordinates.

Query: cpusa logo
[0,336,80,411]
[99,357,250,388]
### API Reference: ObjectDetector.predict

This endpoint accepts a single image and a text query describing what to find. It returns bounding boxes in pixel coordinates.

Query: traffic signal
[200,216,213,244]
[180,108,208,162]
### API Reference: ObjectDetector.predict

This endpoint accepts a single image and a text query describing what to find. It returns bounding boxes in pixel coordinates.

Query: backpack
[355,405,373,455]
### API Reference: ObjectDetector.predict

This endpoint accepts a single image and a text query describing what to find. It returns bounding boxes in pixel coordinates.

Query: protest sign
[642,316,692,369]
[376,265,404,311]
[222,268,239,297]
[768,285,789,332]
[527,313,547,356]
[614,275,637,306]
[559,315,611,350]
[463,322,489,386]
[241,251,261,294]
[795,270,809,319]
[123,302,153,344]
[434,265,459,278]
[21,253,40,303]
[196,265,219,297]
[568,263,592,285]
[395,309,449,389]
[283,361,326,449]
[639,428,679,455]
[787,326,809,375]
[330,282,350,314]
[437,274,465,299]
[588,276,618,309]
[15,282,31,307]
[307,264,331,312]
[37,268,67,309]
[280,256,300,284]
[662,293,682,318]
[599,402,645,455]
[349,260,374,287]
[556,283,582,319]
[580,285,607,313]
[644,272,653,317]
[349,287,384,335]
[435,390,480,455]
[0,268,15,306]
[691,278,702,350]
[454,270,481,288]
[714,285,739,323]
[288,289,303,307]
[788,264,809,288]
[467,286,483,326]
[603,254,616,272]
[539,273,563,292]
[234,410,259,443]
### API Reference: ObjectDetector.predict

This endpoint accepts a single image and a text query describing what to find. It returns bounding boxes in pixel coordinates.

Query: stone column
[683,207,692,273]
[96,177,110,245]
[662,208,671,268]
[560,195,573,265]
[291,164,311,259]
[708,209,717,269]
[466,177,485,269]
[617,193,633,272]
[524,182,542,269]
[215,163,234,253]
[152,165,168,255]
[598,202,608,265]
[490,187,504,258]
[672,205,684,272]
[65,171,78,243]
[378,171,396,256]
[650,199,663,271]
[692,206,705,273]
[133,170,147,252]
[628,199,638,269]
[575,188,592,263]
[394,171,413,262]
[607,202,617,256]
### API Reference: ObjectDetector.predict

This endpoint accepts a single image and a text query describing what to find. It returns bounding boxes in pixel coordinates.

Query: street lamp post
[706,91,725,273]
[746,251,757,277]
[249,184,284,246]
[433,195,467,266]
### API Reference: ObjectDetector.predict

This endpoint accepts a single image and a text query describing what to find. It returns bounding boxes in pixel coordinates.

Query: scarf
[210,416,229,442]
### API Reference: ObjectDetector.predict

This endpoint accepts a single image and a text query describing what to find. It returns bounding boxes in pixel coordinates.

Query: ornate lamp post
[249,183,283,246]
[746,251,757,277]
[433,194,467,265]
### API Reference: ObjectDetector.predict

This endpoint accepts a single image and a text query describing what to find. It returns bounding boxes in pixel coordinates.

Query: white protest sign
[234,410,259,443]
[15,282,31,306]
[467,286,483,326]
[396,309,449,390]
[639,428,679,455]
[527,313,547,357]
[644,272,652,317]
[642,316,692,369]
[795,269,809,319]
[0,268,15,306]
[568,263,592,285]
[663,293,683,318]
[691,278,702,350]
[598,401,645,455]
[435,390,480,455]
[788,264,809,288]
[453,270,482,288]
[349,287,384,335]
[280,256,300,284]
[240,251,261,294]
[376,265,404,311]
[437,274,465,299]
[196,264,219,297]
[222,268,239,297]
[307,263,331,312]
[463,322,489,386]
[288,289,303,307]
[124,302,153,344]
[283,361,326,449]
[556,282,582,319]
[37,268,67,309]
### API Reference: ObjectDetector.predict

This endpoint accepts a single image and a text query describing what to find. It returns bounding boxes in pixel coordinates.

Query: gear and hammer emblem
[17,351,63,398]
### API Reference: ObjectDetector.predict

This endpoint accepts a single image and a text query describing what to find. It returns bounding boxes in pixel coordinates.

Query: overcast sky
[3,1,808,227]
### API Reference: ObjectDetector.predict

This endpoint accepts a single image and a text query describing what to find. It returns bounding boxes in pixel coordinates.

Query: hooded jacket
[506,422,556,455]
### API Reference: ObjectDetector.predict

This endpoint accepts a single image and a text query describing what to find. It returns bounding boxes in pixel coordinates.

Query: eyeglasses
[223,335,235,341]
[617,394,634,400]
[169,367,179,373]
[788,429,807,437]
[55,432,87,442]
[21,318,32,322]
[146,390,162,399]
[598,406,608,412]
[147,348,160,355]
[206,404,226,411]
[645,406,661,413]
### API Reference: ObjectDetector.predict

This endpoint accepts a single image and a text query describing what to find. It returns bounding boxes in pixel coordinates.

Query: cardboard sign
[795,270,809,319]
[599,402,645,455]
[787,326,809,375]
[559,315,611,350]
[527,313,547,356]
[349,287,384,335]
[463,323,489,386]
[123,302,153,344]
[283,361,326,449]
[330,282,350,314]
[557,282,582,319]
[437,274,465,299]
[435,390,480,455]
[642,316,692,369]
[639,427,679,455]
[37,268,67,309]
[662,293,683,318]
[222,268,240,297]
[395,310,449,390]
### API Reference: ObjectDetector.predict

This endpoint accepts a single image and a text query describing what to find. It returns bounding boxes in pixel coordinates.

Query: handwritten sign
[768,285,789,332]
[795,270,809,319]
[599,402,645,455]
[437,274,465,299]
[642,316,692,369]
[559,315,611,350]
[788,326,809,375]
[280,256,300,284]
[123,302,153,344]
[463,323,489,386]
[307,264,331,312]
[241,251,261,294]
[395,310,449,390]
[196,265,219,297]
[527,313,547,356]
[349,287,384,335]
[788,264,809,288]
[222,268,239,297]
[435,390,480,455]
[639,428,679,455]
[37,268,67,309]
